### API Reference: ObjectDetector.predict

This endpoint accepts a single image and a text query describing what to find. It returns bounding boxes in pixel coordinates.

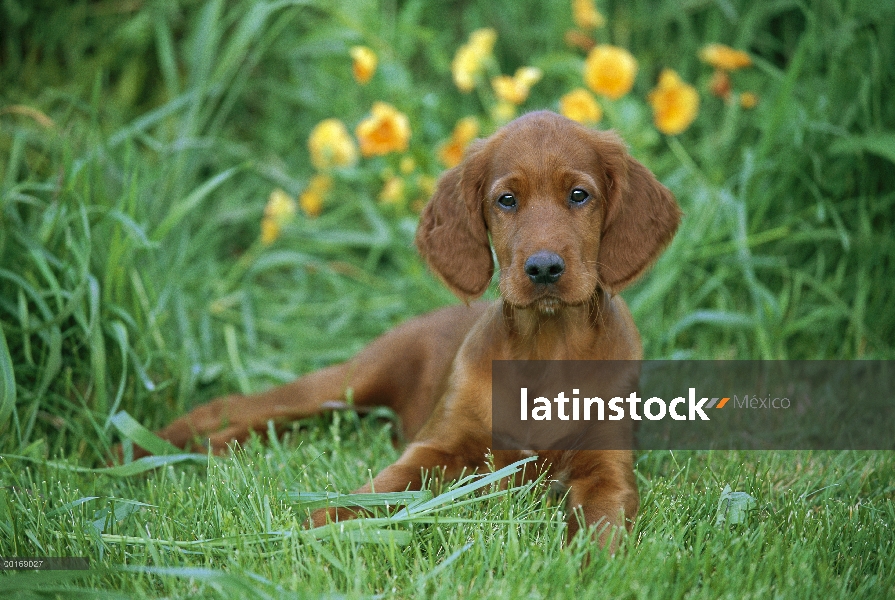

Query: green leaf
[393,456,539,518]
[830,133,895,165]
[92,498,155,533]
[109,410,182,456]
[290,490,433,510]
[342,527,413,545]
[1,453,209,476]
[152,167,238,241]
[715,484,757,526]
[0,325,15,426]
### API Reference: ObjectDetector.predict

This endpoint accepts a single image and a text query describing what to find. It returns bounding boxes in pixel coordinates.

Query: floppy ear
[415,142,494,301]
[594,132,682,293]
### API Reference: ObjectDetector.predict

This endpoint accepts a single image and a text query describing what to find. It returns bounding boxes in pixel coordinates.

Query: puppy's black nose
[524,251,565,284]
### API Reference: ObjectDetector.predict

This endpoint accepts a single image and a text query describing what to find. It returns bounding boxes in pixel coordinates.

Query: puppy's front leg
[307,335,491,527]
[565,450,639,550]
[307,439,477,526]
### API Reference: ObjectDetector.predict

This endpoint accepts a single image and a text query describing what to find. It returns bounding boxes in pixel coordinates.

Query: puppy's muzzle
[524,251,565,285]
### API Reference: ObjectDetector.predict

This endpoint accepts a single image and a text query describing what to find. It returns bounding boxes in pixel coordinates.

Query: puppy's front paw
[305,505,373,528]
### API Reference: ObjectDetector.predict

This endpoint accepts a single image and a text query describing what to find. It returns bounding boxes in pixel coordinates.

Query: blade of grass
[0,325,15,426]
[108,410,182,456]
[151,167,239,241]
[290,490,433,510]
[1,452,210,476]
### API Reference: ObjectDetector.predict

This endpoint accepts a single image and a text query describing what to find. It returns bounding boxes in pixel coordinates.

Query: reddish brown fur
[141,111,681,548]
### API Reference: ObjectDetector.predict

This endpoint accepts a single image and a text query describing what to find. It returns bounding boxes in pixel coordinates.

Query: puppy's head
[416,111,681,310]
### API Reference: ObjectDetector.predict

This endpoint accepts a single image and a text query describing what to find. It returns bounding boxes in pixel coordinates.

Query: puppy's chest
[503,311,609,361]
[508,334,600,361]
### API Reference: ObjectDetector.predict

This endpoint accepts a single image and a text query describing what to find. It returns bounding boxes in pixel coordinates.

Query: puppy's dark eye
[569,188,590,205]
[497,193,517,209]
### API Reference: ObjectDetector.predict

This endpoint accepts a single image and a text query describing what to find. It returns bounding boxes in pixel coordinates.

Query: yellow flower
[350,46,378,84]
[491,67,542,105]
[490,75,518,103]
[699,44,751,71]
[452,28,497,92]
[452,45,480,92]
[265,188,297,220]
[308,119,358,170]
[399,156,416,174]
[572,0,605,29]
[739,92,759,109]
[454,115,480,141]
[559,88,603,124]
[648,69,699,135]
[438,116,480,168]
[514,66,543,88]
[261,188,297,244]
[355,102,411,157]
[379,176,405,205]
[468,28,497,57]
[583,45,638,100]
[260,219,280,245]
[491,100,517,124]
[298,175,332,218]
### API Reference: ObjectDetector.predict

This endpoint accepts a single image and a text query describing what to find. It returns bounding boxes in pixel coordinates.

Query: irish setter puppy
[143,111,681,547]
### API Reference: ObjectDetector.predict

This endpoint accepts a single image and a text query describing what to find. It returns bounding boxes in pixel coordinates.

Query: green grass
[3,434,894,597]
[1,0,894,596]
